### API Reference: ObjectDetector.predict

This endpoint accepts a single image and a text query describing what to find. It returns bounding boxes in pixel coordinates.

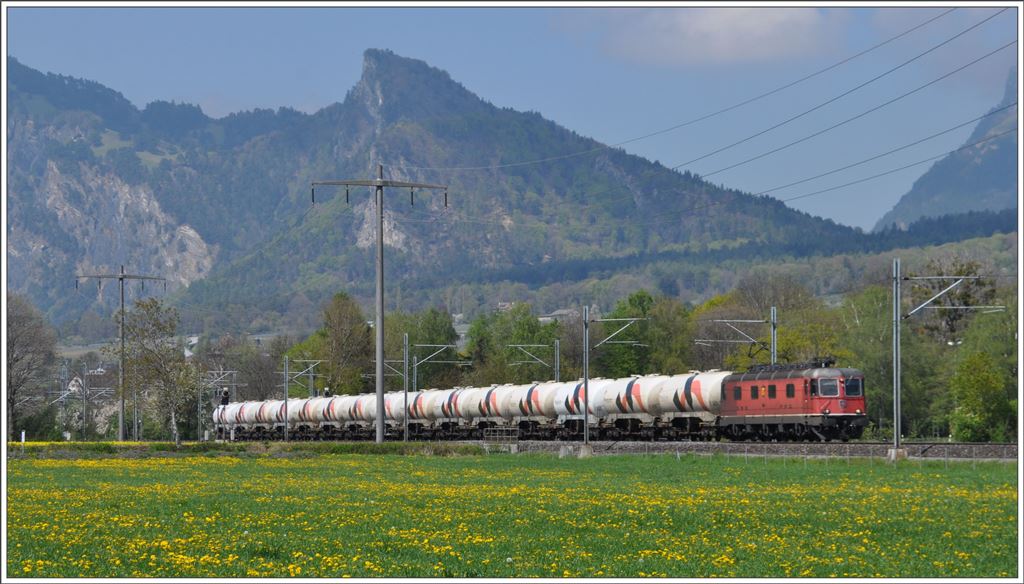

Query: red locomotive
[719,359,867,441]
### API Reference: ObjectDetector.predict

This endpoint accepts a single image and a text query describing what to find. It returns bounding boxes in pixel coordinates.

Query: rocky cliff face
[6,109,215,320]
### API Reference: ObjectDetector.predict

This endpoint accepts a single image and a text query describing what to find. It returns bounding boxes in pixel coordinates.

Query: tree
[463,303,559,385]
[594,290,654,378]
[647,295,694,375]
[116,298,195,445]
[6,294,57,440]
[192,334,292,401]
[909,256,997,344]
[949,352,1013,442]
[288,293,372,395]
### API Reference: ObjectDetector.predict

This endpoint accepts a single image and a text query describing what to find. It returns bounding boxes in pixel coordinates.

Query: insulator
[311,187,315,204]
[346,186,350,204]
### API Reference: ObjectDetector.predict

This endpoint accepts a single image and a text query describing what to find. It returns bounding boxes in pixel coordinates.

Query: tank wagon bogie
[212,360,867,443]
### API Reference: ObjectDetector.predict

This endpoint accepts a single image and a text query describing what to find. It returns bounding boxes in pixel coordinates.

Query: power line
[393,7,959,173]
[395,99,1018,230]
[399,123,1017,231]
[694,39,1017,178]
[388,32,1015,224]
[775,127,1018,205]
[754,102,1017,195]
[667,8,1011,173]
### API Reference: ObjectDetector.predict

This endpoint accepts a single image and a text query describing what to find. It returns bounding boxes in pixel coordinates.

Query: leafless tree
[6,294,57,440]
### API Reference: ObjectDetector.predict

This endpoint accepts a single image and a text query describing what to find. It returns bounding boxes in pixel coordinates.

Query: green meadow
[5,450,1018,578]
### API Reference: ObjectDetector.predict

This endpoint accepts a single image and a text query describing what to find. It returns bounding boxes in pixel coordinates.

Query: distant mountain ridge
[5,51,1017,337]
[873,67,1018,232]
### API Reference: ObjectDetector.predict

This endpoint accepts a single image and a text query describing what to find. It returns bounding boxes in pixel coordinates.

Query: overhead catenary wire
[775,126,1018,206]
[388,35,1017,230]
[670,8,1009,173]
[406,123,1018,231]
[394,105,1018,230]
[753,102,1017,196]
[694,39,1018,178]
[392,7,960,173]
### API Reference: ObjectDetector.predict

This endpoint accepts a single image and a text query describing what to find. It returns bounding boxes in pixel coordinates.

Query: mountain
[873,67,1018,232]
[5,51,1017,339]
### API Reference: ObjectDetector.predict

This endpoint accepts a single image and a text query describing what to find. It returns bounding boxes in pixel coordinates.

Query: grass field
[5,450,1018,578]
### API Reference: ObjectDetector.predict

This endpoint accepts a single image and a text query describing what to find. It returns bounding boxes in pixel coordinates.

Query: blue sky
[5,3,1020,230]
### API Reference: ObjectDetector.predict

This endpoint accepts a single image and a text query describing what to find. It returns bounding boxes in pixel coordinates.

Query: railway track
[494,440,1018,460]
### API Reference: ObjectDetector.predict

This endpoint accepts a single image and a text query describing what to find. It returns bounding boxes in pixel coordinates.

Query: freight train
[213,359,867,442]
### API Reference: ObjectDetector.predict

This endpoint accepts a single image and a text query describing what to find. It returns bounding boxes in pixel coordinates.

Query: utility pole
[892,258,902,458]
[76,266,166,441]
[411,344,471,439]
[313,165,448,443]
[283,355,289,442]
[411,355,418,439]
[199,369,246,442]
[582,307,646,453]
[290,360,324,397]
[403,333,409,442]
[890,257,1006,461]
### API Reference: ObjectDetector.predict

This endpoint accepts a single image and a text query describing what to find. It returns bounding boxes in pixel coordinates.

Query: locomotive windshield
[845,378,863,397]
[818,379,840,397]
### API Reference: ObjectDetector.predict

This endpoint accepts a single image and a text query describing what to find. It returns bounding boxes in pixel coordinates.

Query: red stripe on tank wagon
[452,391,463,418]
[693,380,708,410]
[630,381,644,412]
[567,383,582,414]
[530,386,541,414]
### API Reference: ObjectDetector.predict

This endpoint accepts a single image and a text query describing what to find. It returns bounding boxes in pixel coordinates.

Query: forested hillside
[6,51,1019,341]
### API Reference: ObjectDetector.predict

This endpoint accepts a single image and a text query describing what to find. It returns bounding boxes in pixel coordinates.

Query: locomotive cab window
[750,386,758,400]
[819,379,840,397]
[786,384,795,398]
[845,378,863,397]
[733,387,742,401]
[810,379,818,396]
[767,385,776,399]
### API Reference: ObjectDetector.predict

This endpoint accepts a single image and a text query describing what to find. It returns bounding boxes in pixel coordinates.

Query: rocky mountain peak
[349,48,489,124]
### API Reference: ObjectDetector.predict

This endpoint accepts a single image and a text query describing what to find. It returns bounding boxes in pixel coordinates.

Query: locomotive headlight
[856,409,862,414]
[822,408,831,415]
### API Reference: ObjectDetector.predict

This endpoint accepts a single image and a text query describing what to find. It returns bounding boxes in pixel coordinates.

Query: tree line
[6,254,1017,443]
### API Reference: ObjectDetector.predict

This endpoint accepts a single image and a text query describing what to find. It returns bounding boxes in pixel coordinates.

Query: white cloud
[589,8,846,67]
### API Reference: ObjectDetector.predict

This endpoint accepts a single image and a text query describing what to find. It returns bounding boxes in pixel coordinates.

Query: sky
[3,2,1021,230]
